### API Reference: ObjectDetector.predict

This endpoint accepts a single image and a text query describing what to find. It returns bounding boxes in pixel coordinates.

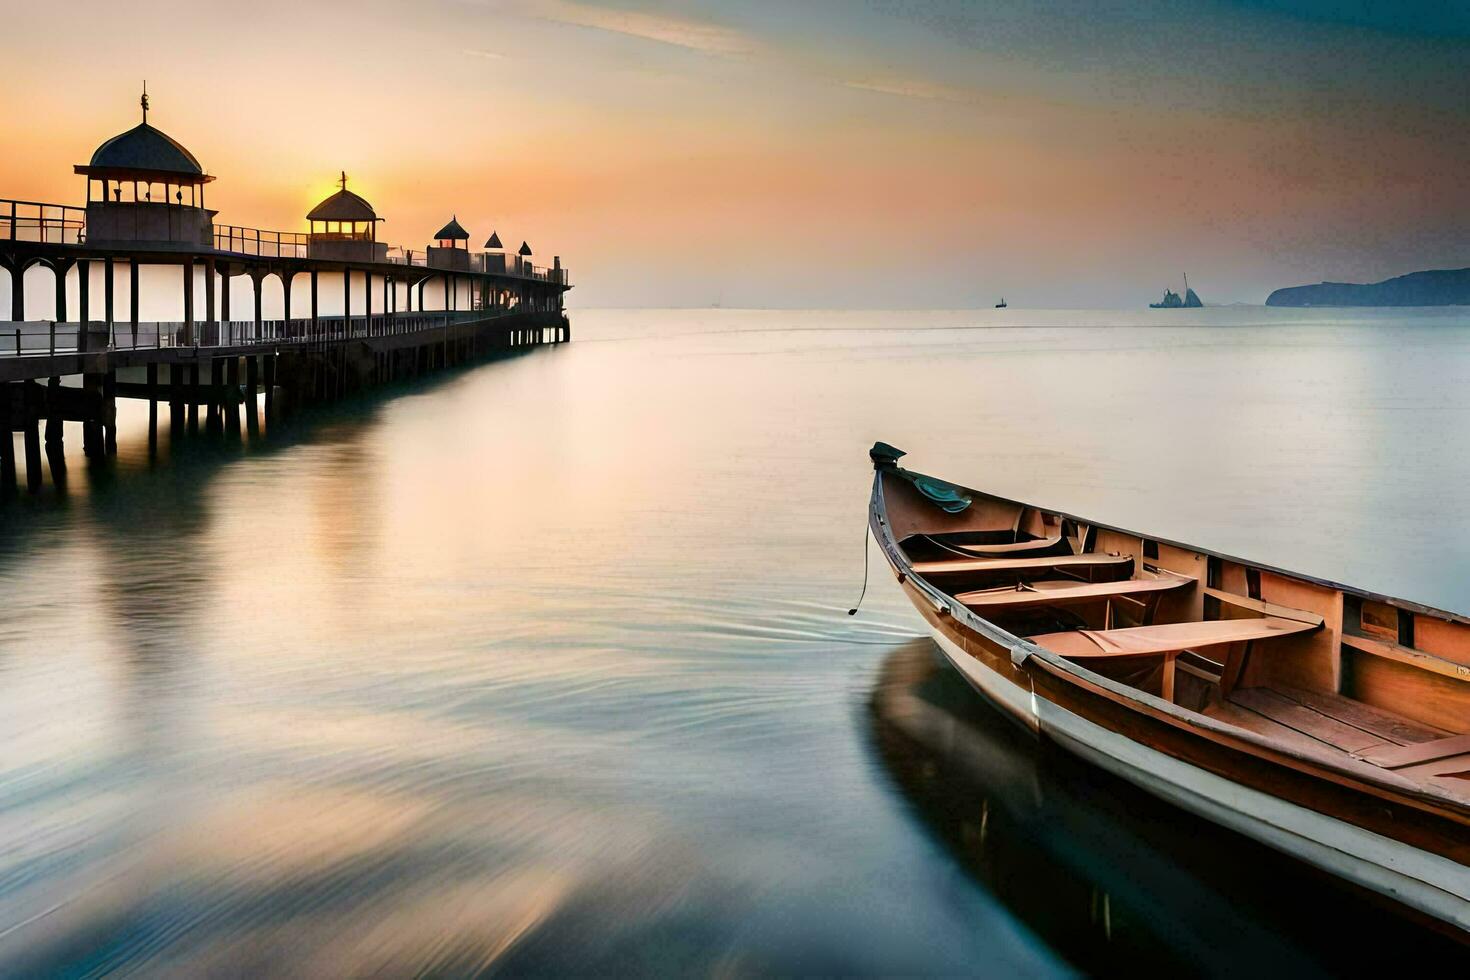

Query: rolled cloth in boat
[902,471,973,514]
[868,443,972,513]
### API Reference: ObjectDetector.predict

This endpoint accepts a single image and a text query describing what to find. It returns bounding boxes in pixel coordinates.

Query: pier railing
[0,199,87,246]
[384,247,429,267]
[3,202,566,284]
[0,310,512,357]
[213,225,310,259]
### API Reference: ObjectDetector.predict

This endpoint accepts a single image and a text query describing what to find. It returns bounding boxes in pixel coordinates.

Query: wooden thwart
[954,534,1063,555]
[1203,587,1324,627]
[1029,616,1317,660]
[957,571,1192,609]
[1030,617,1318,704]
[911,553,1132,576]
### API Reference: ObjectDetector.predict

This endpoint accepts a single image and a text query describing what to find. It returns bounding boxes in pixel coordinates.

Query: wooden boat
[866,443,1470,934]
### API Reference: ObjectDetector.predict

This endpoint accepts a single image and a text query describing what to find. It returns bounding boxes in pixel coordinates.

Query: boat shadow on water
[866,639,1468,975]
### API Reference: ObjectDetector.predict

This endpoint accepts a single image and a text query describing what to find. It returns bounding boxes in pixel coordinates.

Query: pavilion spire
[339,170,349,191]
[141,81,149,124]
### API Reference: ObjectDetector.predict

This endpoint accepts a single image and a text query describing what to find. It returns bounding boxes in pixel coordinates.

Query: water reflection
[868,640,1468,974]
[3,310,1469,974]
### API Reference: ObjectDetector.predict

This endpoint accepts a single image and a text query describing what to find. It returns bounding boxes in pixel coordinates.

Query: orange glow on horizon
[2,0,1467,307]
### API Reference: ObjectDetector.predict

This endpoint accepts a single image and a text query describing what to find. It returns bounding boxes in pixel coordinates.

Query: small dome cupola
[306,171,388,262]
[73,85,216,248]
[88,123,205,177]
[433,216,470,250]
[78,85,212,186]
[518,241,532,256]
[307,172,382,228]
[485,231,503,250]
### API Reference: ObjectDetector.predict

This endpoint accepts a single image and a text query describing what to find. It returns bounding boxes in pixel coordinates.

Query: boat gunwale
[879,463,1470,629]
[868,468,1470,822]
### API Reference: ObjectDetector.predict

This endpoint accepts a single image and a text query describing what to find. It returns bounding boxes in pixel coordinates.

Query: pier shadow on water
[867,640,1469,975]
[0,343,545,530]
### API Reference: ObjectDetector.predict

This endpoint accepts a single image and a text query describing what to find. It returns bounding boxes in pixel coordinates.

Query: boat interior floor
[897,527,1470,807]
[1204,685,1470,804]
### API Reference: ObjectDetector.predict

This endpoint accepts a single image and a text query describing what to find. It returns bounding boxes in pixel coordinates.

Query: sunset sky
[3,1,1468,307]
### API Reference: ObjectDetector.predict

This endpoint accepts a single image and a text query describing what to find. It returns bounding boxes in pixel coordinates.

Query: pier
[0,91,571,493]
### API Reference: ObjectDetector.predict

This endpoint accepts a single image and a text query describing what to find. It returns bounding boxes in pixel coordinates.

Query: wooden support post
[183,259,195,346]
[102,370,117,455]
[253,273,263,343]
[169,363,184,436]
[146,362,158,450]
[310,269,319,335]
[205,256,216,344]
[245,355,259,435]
[45,376,63,446]
[0,394,14,494]
[263,354,276,420]
[46,419,67,488]
[225,357,241,439]
[54,263,67,323]
[187,362,200,433]
[23,416,42,493]
[208,358,224,435]
[129,260,140,348]
[283,271,293,329]
[343,268,351,334]
[104,257,115,346]
[77,260,90,351]
[82,373,102,457]
[8,262,22,321]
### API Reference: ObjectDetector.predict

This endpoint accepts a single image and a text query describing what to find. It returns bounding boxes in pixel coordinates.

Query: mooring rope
[848,519,872,616]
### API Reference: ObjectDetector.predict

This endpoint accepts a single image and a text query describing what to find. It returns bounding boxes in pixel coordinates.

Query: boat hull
[919,614,1470,933]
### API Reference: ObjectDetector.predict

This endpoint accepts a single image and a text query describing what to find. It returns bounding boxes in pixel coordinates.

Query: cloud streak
[527,0,757,55]
[841,77,978,105]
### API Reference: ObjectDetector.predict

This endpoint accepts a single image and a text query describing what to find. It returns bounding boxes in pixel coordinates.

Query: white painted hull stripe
[925,626,1470,932]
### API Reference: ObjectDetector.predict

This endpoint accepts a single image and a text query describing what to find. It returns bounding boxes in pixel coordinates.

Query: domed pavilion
[73,87,216,249]
[306,172,387,262]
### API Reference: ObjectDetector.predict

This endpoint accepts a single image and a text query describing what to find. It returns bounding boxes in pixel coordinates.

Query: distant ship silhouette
[995,297,1007,308]
[1151,273,1203,308]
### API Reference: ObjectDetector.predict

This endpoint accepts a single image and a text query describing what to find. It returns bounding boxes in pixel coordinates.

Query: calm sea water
[2,308,1469,975]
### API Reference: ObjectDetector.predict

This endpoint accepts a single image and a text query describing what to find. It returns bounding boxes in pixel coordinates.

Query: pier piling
[45,377,62,447]
[23,419,42,493]
[102,372,117,455]
[0,412,14,493]
[225,357,241,440]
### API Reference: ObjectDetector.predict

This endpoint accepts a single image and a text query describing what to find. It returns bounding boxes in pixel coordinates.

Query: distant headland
[1266,267,1470,307]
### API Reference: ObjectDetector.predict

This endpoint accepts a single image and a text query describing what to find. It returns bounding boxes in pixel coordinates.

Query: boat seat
[911,552,1133,576]
[1030,617,1317,659]
[956,570,1192,610]
[1203,587,1324,626]
[953,534,1063,556]
[1029,617,1319,702]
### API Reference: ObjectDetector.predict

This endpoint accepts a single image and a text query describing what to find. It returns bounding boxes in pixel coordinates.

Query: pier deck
[0,94,575,494]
